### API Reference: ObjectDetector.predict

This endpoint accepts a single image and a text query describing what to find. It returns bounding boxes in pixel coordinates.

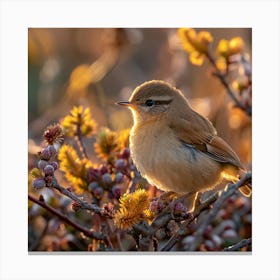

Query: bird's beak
[116,101,132,107]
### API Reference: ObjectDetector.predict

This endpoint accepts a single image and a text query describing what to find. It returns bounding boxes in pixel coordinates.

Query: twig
[75,125,88,159]
[161,192,219,251]
[223,237,252,251]
[28,194,105,240]
[189,172,252,251]
[206,52,252,117]
[51,179,106,216]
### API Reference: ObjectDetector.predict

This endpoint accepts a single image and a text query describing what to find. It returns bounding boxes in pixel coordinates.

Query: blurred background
[28,28,251,168]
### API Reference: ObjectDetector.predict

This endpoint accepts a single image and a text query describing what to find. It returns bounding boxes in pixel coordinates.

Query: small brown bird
[117,80,251,210]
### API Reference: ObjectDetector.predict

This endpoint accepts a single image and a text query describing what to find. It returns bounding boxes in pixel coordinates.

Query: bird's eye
[145,99,154,107]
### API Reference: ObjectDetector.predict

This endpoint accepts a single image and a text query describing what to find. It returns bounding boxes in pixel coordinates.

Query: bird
[117,80,251,211]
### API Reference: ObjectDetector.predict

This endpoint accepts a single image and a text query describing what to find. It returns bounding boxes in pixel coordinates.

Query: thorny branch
[28,194,105,241]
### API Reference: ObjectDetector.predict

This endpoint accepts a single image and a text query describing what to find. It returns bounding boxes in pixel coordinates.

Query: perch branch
[28,194,105,240]
[223,237,252,251]
[161,191,219,251]
[189,172,252,251]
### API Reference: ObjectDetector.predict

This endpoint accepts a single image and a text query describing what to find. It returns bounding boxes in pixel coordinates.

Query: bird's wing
[169,116,243,169]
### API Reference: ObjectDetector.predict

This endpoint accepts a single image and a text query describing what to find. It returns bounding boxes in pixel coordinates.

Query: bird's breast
[130,122,222,194]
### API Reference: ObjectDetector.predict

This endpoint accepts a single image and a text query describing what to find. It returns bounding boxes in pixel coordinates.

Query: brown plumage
[117,80,251,210]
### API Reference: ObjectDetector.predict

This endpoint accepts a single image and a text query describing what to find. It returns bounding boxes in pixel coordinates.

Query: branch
[75,125,88,159]
[189,172,252,251]
[223,237,252,251]
[28,194,105,240]
[206,52,252,117]
[161,191,219,251]
[51,179,106,216]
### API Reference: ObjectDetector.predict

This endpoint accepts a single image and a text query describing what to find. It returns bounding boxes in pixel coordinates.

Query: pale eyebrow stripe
[148,96,173,101]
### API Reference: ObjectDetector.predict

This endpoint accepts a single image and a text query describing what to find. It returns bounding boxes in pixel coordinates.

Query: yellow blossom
[94,127,118,161]
[114,189,150,229]
[216,39,230,58]
[215,57,227,71]
[61,106,97,138]
[58,144,92,194]
[30,168,43,179]
[178,28,213,66]
[117,128,130,150]
[229,37,244,55]
[217,37,244,58]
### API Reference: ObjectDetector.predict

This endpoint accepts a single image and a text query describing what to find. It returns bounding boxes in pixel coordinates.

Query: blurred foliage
[28,28,252,252]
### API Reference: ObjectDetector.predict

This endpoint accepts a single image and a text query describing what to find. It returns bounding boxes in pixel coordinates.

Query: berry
[120,148,130,159]
[115,159,126,170]
[173,202,186,215]
[102,173,112,186]
[93,186,103,199]
[182,235,195,246]
[72,202,81,212]
[41,147,51,160]
[87,168,101,182]
[99,165,108,175]
[204,240,216,251]
[48,145,57,157]
[221,220,236,231]
[44,165,55,175]
[38,160,48,171]
[115,172,124,184]
[203,225,213,239]
[112,185,121,199]
[88,182,100,192]
[50,161,59,170]
[149,199,164,213]
[32,178,46,189]
[222,229,238,243]
[211,234,222,248]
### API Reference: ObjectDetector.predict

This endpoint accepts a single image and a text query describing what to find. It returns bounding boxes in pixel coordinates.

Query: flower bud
[112,184,121,199]
[115,159,126,171]
[48,145,57,157]
[41,147,51,160]
[50,161,59,170]
[114,172,124,184]
[93,186,104,199]
[32,178,46,189]
[203,224,213,239]
[222,229,238,243]
[87,167,101,182]
[120,148,130,159]
[229,37,244,55]
[99,165,108,175]
[149,199,164,213]
[38,160,48,171]
[204,239,216,251]
[102,173,112,186]
[72,202,81,212]
[173,202,187,215]
[88,182,100,192]
[44,164,55,175]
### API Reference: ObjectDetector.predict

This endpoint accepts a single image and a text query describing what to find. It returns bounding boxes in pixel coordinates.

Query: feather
[170,114,243,169]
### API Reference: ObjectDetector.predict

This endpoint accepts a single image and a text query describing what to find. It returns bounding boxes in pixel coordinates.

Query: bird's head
[117,80,188,124]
